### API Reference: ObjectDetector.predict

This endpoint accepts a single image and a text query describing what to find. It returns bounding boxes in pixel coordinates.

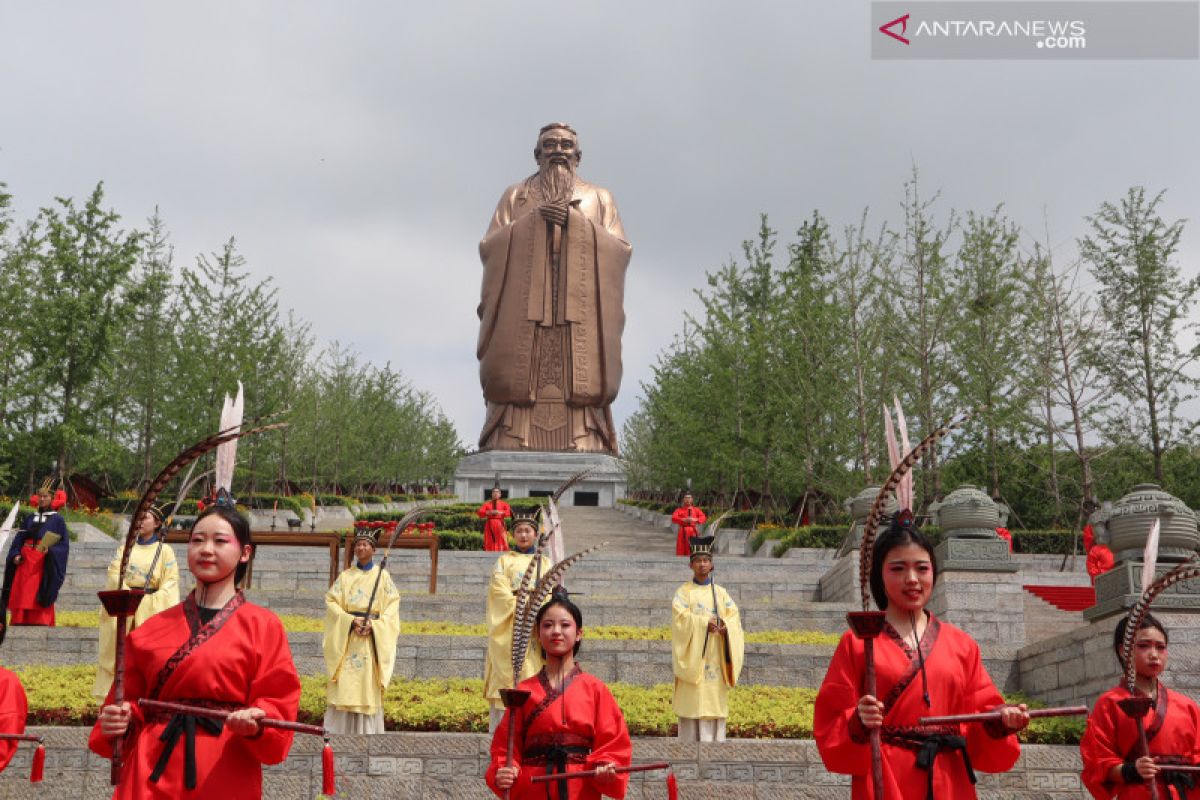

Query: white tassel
[1141,517,1161,597]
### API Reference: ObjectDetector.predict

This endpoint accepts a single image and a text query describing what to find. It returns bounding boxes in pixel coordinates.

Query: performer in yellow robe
[323,529,401,734]
[671,535,745,742]
[483,513,552,733]
[92,504,180,701]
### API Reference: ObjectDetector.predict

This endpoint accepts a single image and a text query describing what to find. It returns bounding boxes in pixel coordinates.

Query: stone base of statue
[934,537,1020,573]
[1084,561,1200,621]
[819,549,864,604]
[453,450,626,507]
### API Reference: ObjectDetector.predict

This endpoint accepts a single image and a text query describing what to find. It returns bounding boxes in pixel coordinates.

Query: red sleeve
[584,679,632,797]
[500,502,512,519]
[1080,691,1125,799]
[813,632,872,775]
[0,669,27,773]
[88,629,151,760]
[694,508,707,525]
[477,504,489,519]
[958,634,1020,773]
[241,612,302,765]
[671,508,685,525]
[485,705,526,798]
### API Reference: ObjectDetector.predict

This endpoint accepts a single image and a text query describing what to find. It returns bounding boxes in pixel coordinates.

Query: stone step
[4,625,1020,692]
[1,727,1087,799]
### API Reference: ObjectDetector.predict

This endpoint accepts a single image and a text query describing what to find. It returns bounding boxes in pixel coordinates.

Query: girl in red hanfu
[671,493,706,557]
[479,487,514,552]
[0,666,30,774]
[487,588,632,800]
[1080,613,1200,799]
[89,504,302,799]
[814,521,1030,799]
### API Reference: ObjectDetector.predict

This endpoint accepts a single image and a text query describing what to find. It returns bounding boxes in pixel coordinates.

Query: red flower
[1087,545,1114,583]
[1082,524,1095,552]
[995,527,1013,553]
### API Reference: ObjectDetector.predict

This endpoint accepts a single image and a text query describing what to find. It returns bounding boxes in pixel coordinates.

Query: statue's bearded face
[536,128,578,205]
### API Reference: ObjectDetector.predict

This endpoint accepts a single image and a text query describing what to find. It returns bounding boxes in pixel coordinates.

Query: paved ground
[557,505,677,555]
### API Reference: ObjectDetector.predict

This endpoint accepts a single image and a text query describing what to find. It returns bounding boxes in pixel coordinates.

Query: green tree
[1079,187,1200,482]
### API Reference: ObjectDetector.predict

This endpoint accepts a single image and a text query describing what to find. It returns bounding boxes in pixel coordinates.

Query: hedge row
[12,665,1085,743]
[356,499,544,535]
[750,525,1084,557]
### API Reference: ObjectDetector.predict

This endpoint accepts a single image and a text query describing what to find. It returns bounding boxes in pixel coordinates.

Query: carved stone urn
[1105,483,1199,563]
[839,486,897,554]
[929,485,1006,539]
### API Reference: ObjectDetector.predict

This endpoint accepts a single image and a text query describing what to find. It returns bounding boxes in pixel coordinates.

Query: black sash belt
[525,744,591,800]
[1155,755,1196,800]
[149,712,225,789]
[884,726,976,799]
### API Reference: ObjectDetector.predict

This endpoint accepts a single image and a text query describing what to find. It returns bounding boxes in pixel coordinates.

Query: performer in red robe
[3,484,70,626]
[487,590,631,799]
[670,494,705,557]
[1080,613,1200,799]
[814,521,1028,799]
[89,505,301,799]
[478,487,514,552]
[0,667,29,773]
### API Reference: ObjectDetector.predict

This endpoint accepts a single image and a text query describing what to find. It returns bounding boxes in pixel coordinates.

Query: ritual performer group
[90,501,302,798]
[671,534,744,742]
[671,493,705,557]
[2,476,70,627]
[484,512,552,733]
[486,586,632,800]
[814,518,1031,798]
[1080,614,1200,798]
[478,486,513,552]
[93,503,181,701]
[322,525,401,734]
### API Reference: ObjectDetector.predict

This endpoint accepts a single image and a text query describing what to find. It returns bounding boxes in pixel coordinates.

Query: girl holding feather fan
[814,404,1030,798]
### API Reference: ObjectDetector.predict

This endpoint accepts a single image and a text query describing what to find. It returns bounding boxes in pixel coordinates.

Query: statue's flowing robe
[93,537,181,700]
[477,177,631,451]
[814,616,1020,799]
[671,580,744,720]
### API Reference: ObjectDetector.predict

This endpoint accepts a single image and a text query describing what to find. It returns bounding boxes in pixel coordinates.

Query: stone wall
[0,728,1086,800]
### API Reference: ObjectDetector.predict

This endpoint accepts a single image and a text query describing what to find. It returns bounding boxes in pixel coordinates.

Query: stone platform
[0,728,1085,799]
[454,450,626,506]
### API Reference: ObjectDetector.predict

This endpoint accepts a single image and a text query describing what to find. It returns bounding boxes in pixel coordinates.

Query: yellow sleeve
[671,584,708,684]
[716,585,745,687]
[323,573,356,680]
[371,570,402,688]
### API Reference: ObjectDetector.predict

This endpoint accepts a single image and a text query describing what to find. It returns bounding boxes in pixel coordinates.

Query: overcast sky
[2,1,1198,450]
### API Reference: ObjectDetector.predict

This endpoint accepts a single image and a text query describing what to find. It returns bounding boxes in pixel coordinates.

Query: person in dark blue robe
[2,483,70,627]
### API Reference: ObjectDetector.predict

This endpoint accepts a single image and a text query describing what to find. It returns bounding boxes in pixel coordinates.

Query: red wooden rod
[138,699,326,737]
[918,705,1088,725]
[530,762,671,782]
[0,733,43,743]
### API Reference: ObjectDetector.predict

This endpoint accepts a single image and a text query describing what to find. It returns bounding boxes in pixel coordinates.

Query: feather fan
[1141,518,1161,597]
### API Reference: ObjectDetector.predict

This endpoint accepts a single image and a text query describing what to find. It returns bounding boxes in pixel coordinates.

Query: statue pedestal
[453,451,626,507]
[1084,561,1200,621]
[931,538,1023,660]
[819,549,864,603]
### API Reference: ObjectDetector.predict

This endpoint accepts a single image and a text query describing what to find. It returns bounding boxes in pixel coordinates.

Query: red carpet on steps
[1023,584,1096,611]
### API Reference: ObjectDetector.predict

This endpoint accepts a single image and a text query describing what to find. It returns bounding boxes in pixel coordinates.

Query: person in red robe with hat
[670,494,705,557]
[3,478,70,627]
[478,487,514,552]
[89,504,301,799]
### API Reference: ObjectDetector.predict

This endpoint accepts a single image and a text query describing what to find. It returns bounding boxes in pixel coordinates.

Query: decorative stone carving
[837,486,897,555]
[1105,483,1198,562]
[928,485,1007,539]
